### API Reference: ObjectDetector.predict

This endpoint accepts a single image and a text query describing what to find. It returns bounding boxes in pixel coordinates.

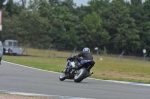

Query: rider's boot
[86,70,93,77]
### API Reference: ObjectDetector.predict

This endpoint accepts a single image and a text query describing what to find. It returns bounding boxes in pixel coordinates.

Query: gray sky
[73,0,89,6]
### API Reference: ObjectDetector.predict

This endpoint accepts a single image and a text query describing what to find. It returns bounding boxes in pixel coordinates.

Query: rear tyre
[74,68,87,82]
[59,73,67,81]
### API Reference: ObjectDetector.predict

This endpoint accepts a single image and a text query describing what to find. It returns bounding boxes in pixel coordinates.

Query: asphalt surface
[0,61,150,99]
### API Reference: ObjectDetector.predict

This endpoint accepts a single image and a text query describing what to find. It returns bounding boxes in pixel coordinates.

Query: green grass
[2,55,150,84]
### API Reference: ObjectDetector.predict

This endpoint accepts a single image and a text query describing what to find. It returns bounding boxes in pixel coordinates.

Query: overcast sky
[73,0,89,6]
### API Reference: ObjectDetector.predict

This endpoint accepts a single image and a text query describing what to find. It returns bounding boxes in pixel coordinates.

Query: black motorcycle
[59,57,95,82]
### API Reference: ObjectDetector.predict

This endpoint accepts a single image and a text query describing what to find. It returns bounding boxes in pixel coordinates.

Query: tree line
[0,0,150,56]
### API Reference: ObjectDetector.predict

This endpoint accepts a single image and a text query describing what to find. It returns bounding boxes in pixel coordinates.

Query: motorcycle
[59,56,95,82]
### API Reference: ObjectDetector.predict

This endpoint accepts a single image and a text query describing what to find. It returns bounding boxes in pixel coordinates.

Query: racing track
[0,61,150,99]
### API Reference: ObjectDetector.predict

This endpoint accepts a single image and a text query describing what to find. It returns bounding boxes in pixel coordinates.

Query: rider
[65,47,93,74]
[75,47,93,64]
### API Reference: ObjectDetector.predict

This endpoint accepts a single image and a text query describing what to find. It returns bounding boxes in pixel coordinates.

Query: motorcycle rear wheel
[74,68,87,82]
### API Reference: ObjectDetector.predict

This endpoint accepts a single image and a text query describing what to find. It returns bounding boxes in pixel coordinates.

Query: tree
[131,0,142,6]
[0,0,6,9]
[48,0,60,6]
[2,9,23,42]
[82,12,110,49]
[18,8,51,48]
[140,0,150,55]
[5,0,13,16]
[102,0,140,54]
[47,0,80,49]
[24,0,80,49]
[21,0,26,8]
[88,0,110,14]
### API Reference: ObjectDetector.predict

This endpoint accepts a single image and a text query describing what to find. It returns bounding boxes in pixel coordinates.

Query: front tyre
[59,73,67,81]
[74,68,87,82]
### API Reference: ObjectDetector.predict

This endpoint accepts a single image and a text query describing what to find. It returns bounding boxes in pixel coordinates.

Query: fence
[21,46,150,61]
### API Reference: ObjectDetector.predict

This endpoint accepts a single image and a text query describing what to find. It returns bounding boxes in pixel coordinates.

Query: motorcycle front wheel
[59,72,67,81]
[74,68,87,82]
